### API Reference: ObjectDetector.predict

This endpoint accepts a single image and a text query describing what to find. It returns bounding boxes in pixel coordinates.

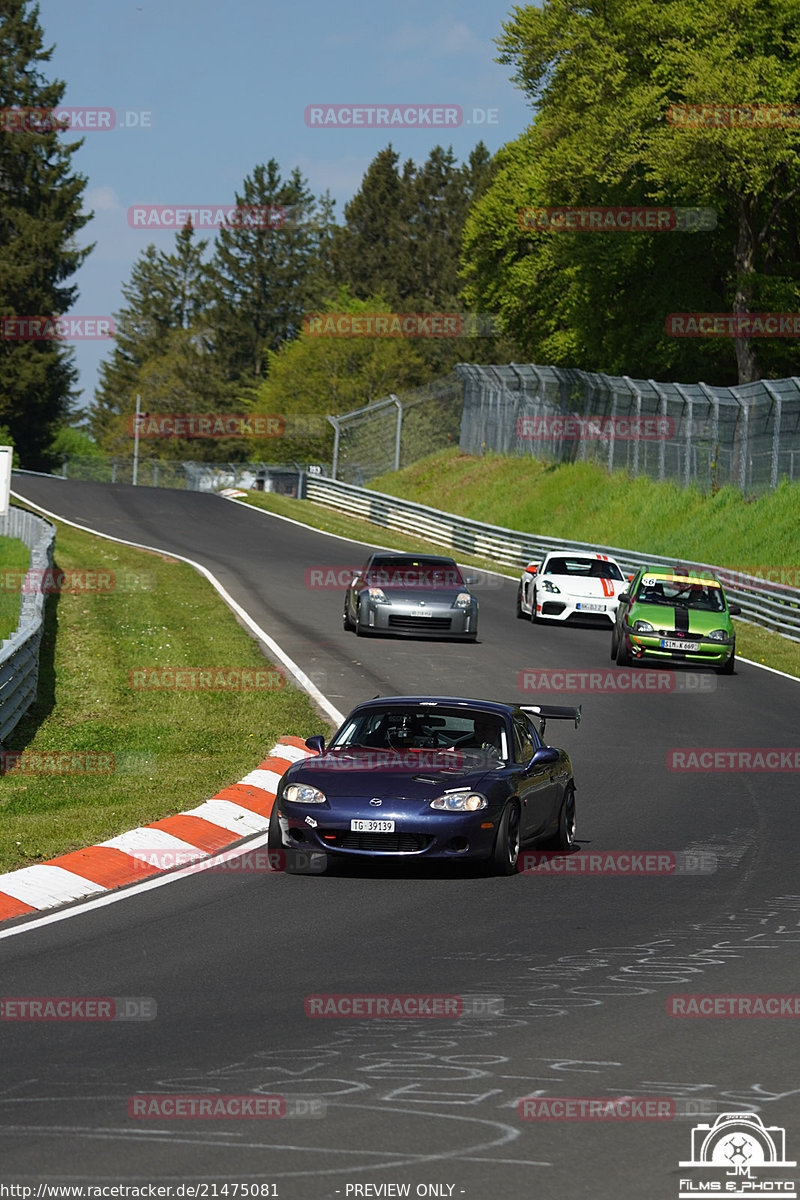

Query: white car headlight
[453,591,472,608]
[707,628,728,641]
[367,587,387,602]
[541,580,561,593]
[430,791,487,812]
[283,783,327,804]
[633,620,654,633]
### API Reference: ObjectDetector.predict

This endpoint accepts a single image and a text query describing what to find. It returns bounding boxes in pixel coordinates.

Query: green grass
[0,536,31,642]
[370,449,800,572]
[0,512,330,873]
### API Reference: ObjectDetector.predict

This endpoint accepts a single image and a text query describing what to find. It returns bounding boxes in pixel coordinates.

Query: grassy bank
[0,536,31,642]
[370,450,799,572]
[0,510,327,873]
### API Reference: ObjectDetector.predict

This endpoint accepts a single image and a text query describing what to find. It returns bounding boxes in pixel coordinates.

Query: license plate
[408,609,433,618]
[577,602,605,612]
[662,639,699,651]
[351,819,395,833]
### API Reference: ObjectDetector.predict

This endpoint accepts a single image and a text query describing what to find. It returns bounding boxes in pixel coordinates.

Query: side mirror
[618,592,630,604]
[305,735,326,754]
[529,746,559,767]
[728,602,741,616]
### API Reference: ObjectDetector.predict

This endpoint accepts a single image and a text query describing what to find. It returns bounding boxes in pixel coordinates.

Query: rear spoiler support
[519,704,582,741]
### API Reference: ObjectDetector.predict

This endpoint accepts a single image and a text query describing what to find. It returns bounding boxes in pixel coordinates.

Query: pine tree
[207,161,335,385]
[0,0,93,468]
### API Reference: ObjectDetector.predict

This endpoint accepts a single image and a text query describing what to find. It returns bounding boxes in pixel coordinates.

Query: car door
[513,716,560,840]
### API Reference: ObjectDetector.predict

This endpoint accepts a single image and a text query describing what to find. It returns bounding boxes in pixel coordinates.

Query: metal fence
[304,475,800,642]
[53,459,320,496]
[455,364,800,494]
[327,374,464,484]
[0,506,57,742]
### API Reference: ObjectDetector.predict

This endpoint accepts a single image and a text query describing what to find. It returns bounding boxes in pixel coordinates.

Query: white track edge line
[0,833,271,942]
[10,489,346,724]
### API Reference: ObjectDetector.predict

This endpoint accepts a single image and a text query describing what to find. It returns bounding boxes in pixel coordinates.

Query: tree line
[3,0,800,469]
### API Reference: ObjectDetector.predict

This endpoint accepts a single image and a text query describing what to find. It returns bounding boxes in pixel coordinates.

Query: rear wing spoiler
[519,704,582,740]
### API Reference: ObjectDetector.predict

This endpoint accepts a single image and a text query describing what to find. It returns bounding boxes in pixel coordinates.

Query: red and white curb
[0,736,314,924]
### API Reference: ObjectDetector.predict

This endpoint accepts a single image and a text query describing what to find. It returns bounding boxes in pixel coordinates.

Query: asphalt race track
[2,476,799,1199]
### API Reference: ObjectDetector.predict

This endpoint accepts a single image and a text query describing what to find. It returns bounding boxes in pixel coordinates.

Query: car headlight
[707,628,728,641]
[283,783,327,804]
[430,791,487,812]
[367,587,387,602]
[453,591,472,608]
[633,620,654,633]
[541,580,560,593]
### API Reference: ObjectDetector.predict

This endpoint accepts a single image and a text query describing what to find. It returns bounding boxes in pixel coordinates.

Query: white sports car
[516,551,631,625]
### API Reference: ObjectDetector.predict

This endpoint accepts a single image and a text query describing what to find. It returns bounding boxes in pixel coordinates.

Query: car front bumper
[626,631,735,667]
[537,594,619,623]
[276,804,498,860]
[360,599,478,638]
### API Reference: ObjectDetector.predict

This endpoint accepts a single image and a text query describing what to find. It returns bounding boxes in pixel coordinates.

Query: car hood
[365,586,466,602]
[282,748,496,799]
[542,575,623,598]
[630,602,731,633]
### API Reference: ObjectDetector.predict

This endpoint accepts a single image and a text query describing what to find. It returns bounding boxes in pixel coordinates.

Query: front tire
[716,647,736,675]
[268,802,283,853]
[343,600,355,631]
[490,803,520,876]
[610,625,619,660]
[516,584,526,619]
[616,630,631,666]
[550,785,576,852]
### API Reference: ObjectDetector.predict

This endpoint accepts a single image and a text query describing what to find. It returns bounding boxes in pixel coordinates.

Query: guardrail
[0,506,57,743]
[304,476,800,643]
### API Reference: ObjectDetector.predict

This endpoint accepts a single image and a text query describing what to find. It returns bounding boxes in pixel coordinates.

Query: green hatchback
[611,568,740,675]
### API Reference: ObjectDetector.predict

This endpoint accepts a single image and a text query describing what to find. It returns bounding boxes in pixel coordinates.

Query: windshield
[543,556,624,581]
[330,706,508,760]
[634,576,726,612]
[365,557,464,589]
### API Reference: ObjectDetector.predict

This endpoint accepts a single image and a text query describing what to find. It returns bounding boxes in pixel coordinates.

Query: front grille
[541,602,566,615]
[387,615,452,631]
[322,830,433,853]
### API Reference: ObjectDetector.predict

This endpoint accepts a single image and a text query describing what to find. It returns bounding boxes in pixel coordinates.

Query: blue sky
[35,0,534,414]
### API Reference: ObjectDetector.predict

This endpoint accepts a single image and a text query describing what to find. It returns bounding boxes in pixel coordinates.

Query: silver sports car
[343,553,479,640]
